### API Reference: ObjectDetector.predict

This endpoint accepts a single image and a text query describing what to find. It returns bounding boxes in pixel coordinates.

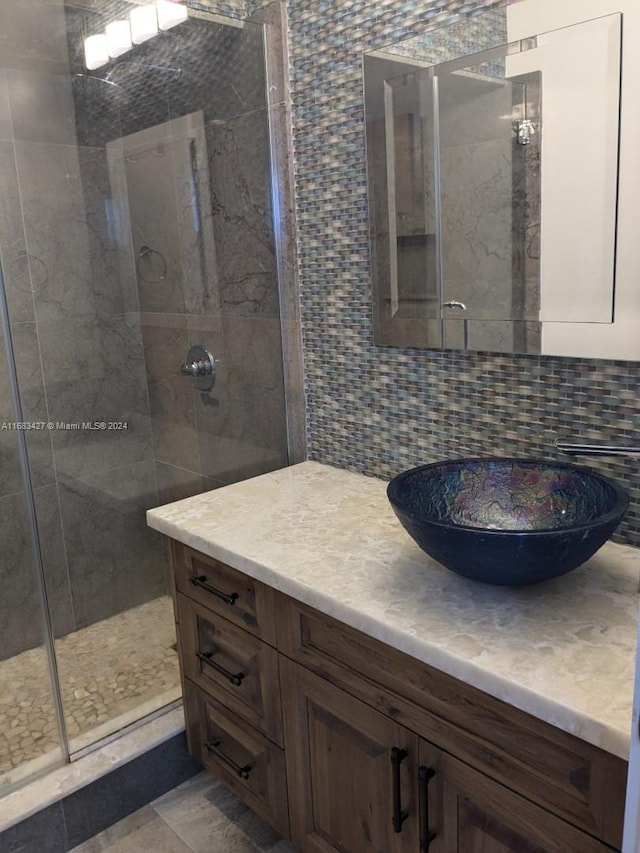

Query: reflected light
[84,33,109,70]
[106,20,133,58]
[156,0,188,31]
[130,5,159,44]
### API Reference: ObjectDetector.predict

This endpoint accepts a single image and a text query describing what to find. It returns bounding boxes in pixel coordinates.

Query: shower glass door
[0,0,288,792]
[0,318,66,793]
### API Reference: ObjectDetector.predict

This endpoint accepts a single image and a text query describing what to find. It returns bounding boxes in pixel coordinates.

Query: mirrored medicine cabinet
[364,0,640,360]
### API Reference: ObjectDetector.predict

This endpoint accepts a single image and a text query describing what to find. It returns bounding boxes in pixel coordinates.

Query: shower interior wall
[0,0,288,666]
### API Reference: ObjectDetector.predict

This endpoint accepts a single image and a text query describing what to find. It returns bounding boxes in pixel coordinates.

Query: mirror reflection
[364,3,624,357]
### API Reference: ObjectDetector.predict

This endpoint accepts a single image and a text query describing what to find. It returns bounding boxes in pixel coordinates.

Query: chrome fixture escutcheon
[180,345,216,392]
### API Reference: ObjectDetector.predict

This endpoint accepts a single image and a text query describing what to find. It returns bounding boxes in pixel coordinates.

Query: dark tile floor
[70,772,297,853]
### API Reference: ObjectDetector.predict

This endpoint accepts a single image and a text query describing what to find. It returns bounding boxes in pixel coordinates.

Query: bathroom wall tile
[188,314,285,392]
[14,142,95,324]
[0,141,36,325]
[205,108,279,318]
[14,143,134,325]
[140,313,200,472]
[0,490,52,659]
[8,69,76,146]
[440,137,515,284]
[34,484,75,640]
[0,73,13,143]
[155,462,224,506]
[438,70,513,151]
[0,322,56,497]
[124,137,187,316]
[41,306,140,373]
[171,122,219,318]
[57,460,165,629]
[37,312,153,482]
[186,312,288,471]
[196,377,288,484]
[78,145,140,316]
[0,481,71,655]
[0,0,70,70]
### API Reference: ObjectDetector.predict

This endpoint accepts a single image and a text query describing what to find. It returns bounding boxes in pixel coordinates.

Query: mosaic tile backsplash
[286,0,640,547]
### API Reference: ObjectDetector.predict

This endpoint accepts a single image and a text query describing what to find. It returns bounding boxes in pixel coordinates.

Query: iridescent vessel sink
[387,458,629,585]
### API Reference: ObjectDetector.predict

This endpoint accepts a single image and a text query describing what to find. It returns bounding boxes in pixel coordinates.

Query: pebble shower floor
[0,596,180,791]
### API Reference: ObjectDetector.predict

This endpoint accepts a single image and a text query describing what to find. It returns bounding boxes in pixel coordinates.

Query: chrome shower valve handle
[180,345,216,392]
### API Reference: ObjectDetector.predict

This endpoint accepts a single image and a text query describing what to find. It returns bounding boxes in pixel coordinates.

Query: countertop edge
[147,508,632,761]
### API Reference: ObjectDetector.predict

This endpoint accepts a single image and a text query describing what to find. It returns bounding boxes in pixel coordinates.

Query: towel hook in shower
[136,244,167,284]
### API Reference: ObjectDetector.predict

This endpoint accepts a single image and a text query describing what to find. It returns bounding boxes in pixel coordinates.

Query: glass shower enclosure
[0,0,288,795]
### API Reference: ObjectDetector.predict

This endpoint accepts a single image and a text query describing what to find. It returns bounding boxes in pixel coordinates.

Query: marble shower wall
[0,0,162,659]
[0,1,291,659]
[119,11,289,506]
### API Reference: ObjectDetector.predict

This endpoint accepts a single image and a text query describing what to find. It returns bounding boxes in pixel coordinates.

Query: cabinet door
[419,741,614,853]
[281,658,419,853]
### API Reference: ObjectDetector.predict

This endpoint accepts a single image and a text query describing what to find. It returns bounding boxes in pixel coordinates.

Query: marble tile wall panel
[288,0,640,546]
[14,142,135,324]
[0,323,55,499]
[0,489,44,659]
[124,145,187,316]
[0,74,12,143]
[8,69,76,146]
[0,0,70,71]
[440,138,515,302]
[155,461,223,506]
[205,108,279,317]
[187,314,288,484]
[0,141,35,325]
[438,70,513,151]
[0,484,73,660]
[140,314,199,472]
[57,460,167,630]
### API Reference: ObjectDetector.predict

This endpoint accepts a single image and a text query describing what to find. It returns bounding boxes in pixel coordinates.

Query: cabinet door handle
[419,765,437,851]
[391,747,409,833]
[190,574,239,606]
[196,651,245,686]
[204,738,252,780]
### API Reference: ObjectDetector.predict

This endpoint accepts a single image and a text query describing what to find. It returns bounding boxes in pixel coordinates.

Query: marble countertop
[147,461,640,760]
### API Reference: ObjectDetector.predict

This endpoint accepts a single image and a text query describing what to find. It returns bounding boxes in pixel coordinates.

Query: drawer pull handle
[196,651,245,687]
[391,747,409,833]
[204,738,252,780]
[190,574,239,606]
[419,765,437,851]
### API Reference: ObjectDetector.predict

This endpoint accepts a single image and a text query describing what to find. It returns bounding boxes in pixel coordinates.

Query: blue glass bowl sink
[387,458,629,586]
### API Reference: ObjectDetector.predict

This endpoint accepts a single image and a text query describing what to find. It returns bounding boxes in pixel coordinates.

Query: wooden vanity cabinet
[280,657,420,853]
[170,541,289,838]
[168,541,627,853]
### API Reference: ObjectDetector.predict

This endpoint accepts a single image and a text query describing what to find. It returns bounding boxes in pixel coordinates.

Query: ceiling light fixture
[130,5,159,44]
[156,0,188,31]
[84,33,109,70]
[105,19,133,58]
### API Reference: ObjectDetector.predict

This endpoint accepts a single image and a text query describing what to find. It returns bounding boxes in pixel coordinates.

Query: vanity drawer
[172,541,277,644]
[185,680,289,839]
[178,593,283,746]
[277,595,626,849]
